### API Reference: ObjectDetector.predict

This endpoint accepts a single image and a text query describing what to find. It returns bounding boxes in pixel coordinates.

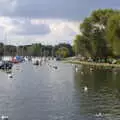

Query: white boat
[1,115,8,120]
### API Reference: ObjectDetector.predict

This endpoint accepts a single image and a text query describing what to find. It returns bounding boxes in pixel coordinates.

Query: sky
[0,0,119,45]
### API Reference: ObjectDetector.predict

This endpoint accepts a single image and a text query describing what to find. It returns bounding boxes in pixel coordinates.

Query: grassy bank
[63,59,120,68]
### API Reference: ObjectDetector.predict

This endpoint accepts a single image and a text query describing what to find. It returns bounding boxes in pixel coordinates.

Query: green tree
[91,9,118,26]
[73,35,91,57]
[54,43,74,57]
[106,14,120,56]
[32,44,41,56]
[56,47,70,58]
[0,43,4,56]
[73,9,117,59]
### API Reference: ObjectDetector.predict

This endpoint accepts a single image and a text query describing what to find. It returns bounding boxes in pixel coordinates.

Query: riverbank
[64,59,120,68]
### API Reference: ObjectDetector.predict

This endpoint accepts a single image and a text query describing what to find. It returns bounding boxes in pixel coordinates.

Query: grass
[63,59,120,68]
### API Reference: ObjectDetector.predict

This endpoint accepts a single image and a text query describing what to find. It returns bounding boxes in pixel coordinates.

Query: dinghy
[1,115,8,120]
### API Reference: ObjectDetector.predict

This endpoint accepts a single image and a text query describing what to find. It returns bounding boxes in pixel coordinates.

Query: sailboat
[0,33,13,71]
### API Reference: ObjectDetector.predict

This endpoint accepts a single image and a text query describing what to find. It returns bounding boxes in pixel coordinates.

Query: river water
[0,61,120,120]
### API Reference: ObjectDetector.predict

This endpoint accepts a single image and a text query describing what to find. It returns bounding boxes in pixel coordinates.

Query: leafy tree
[56,47,70,58]
[54,43,74,57]
[91,9,118,26]
[106,14,120,56]
[73,8,118,60]
[32,44,41,56]
[73,35,91,57]
[0,42,74,57]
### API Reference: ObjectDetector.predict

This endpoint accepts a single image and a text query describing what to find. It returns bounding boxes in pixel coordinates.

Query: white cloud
[0,0,118,45]
[0,17,80,45]
[0,0,82,45]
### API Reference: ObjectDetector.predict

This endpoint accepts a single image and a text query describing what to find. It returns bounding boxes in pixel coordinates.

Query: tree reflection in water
[74,65,120,119]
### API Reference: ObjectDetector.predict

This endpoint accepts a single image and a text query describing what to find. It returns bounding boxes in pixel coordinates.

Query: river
[0,61,120,120]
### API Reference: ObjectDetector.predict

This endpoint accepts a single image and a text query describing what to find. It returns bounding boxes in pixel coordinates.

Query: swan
[8,73,13,78]
[95,112,103,117]
[75,65,78,72]
[81,72,84,75]
[90,68,93,71]
[75,67,78,72]
[84,86,88,92]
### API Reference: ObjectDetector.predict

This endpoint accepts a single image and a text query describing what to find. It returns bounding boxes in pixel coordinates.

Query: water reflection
[1,62,120,120]
[74,65,120,119]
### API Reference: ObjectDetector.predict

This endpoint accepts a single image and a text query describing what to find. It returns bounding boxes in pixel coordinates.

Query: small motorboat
[33,60,39,66]
[53,66,58,69]
[1,115,8,120]
[0,61,13,70]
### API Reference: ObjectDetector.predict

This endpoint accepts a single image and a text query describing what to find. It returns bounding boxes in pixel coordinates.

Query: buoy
[1,115,8,120]
[84,86,88,92]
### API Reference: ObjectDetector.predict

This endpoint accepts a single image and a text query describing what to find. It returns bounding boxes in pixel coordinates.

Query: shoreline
[63,60,120,68]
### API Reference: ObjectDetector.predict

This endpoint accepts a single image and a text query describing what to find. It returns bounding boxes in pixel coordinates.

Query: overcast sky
[0,0,119,45]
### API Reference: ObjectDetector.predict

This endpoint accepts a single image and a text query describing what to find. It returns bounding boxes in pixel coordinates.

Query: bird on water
[84,86,88,92]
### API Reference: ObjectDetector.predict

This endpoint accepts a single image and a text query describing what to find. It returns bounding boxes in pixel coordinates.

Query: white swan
[81,72,84,75]
[90,68,93,71]
[84,86,88,92]
[8,73,13,78]
[95,112,103,117]
[75,67,78,72]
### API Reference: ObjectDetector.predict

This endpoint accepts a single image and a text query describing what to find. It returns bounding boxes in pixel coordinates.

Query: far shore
[63,59,120,68]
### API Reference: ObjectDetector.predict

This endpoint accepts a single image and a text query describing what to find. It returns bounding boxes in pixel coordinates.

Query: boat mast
[3,32,7,59]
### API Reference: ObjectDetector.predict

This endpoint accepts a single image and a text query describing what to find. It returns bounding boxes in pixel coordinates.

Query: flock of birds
[73,64,93,92]
[1,61,105,120]
[73,64,106,118]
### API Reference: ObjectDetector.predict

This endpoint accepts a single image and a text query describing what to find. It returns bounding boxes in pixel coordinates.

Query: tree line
[0,43,74,58]
[73,9,120,61]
